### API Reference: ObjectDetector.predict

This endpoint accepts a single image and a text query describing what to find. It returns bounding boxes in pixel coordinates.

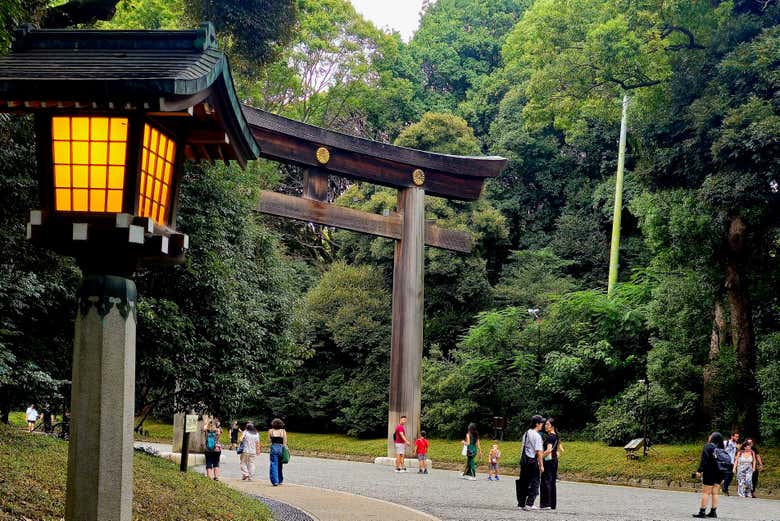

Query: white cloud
[349,0,425,41]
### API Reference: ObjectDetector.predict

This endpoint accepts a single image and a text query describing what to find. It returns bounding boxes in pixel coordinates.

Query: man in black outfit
[41,404,53,434]
[516,415,545,510]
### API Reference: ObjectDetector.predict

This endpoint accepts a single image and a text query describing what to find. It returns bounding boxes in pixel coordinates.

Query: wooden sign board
[184,414,198,433]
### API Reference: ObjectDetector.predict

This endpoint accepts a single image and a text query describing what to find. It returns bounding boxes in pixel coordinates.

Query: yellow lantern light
[51,116,128,213]
[138,123,176,226]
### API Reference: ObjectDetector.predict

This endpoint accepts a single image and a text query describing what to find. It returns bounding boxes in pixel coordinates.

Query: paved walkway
[136,443,779,521]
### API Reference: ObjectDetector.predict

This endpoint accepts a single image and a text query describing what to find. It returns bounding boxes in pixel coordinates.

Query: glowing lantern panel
[51,116,128,213]
[139,124,175,225]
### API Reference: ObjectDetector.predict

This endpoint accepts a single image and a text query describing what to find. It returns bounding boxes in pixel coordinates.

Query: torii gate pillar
[387,187,425,457]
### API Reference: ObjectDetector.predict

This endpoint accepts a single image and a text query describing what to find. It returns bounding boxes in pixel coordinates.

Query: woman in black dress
[693,432,724,518]
[540,418,560,510]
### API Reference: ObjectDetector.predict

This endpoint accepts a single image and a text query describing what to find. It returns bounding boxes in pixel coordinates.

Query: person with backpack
[203,418,222,480]
[516,415,545,511]
[693,432,726,518]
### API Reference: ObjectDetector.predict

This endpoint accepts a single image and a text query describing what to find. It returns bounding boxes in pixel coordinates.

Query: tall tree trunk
[724,216,760,438]
[702,299,725,425]
[0,397,9,424]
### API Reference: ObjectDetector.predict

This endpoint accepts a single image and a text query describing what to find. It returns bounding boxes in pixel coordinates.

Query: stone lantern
[0,23,258,521]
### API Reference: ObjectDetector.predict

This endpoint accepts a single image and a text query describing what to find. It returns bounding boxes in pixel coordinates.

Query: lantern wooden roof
[0,23,258,166]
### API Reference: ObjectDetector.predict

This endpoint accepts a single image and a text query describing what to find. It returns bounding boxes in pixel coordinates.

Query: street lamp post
[528,308,542,359]
[0,24,259,521]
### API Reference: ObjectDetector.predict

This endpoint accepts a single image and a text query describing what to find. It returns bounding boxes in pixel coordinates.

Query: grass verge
[0,423,272,521]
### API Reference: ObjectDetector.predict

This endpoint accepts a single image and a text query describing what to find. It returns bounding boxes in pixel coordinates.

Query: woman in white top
[733,441,756,498]
[268,418,288,486]
[240,422,261,481]
[26,404,38,432]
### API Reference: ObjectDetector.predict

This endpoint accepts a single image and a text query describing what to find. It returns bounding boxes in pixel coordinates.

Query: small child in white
[488,443,501,481]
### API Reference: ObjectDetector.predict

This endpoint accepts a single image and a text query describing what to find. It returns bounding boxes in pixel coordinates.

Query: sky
[349,0,425,41]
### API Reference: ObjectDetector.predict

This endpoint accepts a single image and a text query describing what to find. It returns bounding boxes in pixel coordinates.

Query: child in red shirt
[415,431,430,474]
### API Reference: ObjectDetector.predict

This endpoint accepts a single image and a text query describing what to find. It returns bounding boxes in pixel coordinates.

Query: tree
[134,160,305,421]
[638,20,780,436]
[409,0,528,111]
[494,249,578,309]
[0,117,79,423]
[185,0,296,65]
[256,262,391,436]
[240,0,380,127]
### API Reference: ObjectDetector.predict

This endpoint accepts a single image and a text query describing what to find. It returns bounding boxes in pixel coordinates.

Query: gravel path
[244,456,779,521]
[136,443,778,521]
[254,496,315,521]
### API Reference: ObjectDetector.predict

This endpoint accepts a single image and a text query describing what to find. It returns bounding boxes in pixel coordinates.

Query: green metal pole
[607,95,629,298]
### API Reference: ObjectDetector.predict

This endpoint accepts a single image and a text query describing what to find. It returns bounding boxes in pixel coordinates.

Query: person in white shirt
[25,404,38,432]
[722,432,739,495]
[240,422,262,481]
[516,415,545,510]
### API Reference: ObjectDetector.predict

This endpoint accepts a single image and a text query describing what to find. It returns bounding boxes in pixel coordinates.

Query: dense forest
[1,0,778,445]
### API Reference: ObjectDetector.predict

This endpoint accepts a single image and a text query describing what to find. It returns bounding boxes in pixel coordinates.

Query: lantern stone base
[65,275,136,521]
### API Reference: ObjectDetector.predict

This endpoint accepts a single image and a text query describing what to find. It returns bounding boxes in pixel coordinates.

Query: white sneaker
[467,476,477,481]
[524,505,539,510]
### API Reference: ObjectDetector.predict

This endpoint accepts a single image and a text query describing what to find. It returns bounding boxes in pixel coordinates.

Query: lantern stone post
[67,273,137,521]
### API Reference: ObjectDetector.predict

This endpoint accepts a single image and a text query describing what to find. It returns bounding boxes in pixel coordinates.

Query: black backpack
[713,447,732,474]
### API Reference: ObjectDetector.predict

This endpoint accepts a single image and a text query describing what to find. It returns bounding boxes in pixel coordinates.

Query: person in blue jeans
[268,418,288,486]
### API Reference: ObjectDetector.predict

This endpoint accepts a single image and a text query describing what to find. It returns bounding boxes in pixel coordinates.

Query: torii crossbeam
[241,106,506,456]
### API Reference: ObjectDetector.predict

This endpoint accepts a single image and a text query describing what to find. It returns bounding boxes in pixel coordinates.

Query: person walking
[746,438,764,498]
[393,416,410,472]
[733,441,756,498]
[540,417,560,510]
[229,421,240,450]
[461,423,481,480]
[721,432,739,495]
[240,422,261,481]
[203,418,222,480]
[693,431,724,518]
[25,404,38,432]
[516,415,545,510]
[268,418,288,486]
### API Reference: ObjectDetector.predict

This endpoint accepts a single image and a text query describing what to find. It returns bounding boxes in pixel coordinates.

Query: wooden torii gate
[241,106,506,456]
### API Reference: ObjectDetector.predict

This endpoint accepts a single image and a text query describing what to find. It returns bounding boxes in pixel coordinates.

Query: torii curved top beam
[242,105,506,201]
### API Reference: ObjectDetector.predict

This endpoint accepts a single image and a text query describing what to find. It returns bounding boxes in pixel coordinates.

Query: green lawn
[0,422,271,521]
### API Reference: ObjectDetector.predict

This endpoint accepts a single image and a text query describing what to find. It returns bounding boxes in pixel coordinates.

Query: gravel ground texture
[254,496,315,521]
[136,443,779,521]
